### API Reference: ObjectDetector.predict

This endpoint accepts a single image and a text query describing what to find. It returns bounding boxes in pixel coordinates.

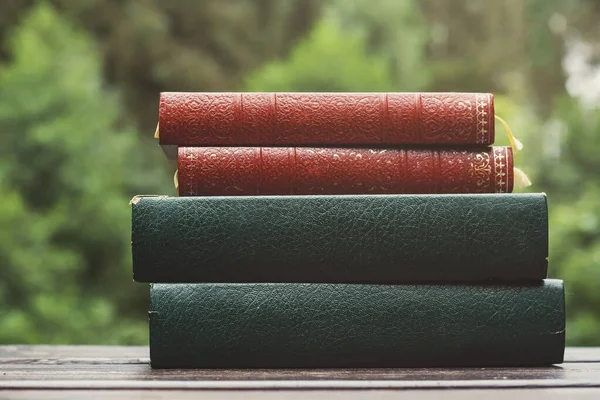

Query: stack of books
[131,92,565,368]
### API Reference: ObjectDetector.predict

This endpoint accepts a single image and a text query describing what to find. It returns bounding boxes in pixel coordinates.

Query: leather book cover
[177,146,513,195]
[149,280,565,368]
[131,193,548,283]
[158,92,494,147]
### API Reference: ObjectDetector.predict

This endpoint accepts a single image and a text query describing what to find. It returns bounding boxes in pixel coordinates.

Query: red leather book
[177,146,513,196]
[159,92,495,146]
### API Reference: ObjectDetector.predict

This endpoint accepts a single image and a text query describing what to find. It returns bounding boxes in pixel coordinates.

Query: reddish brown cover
[177,146,513,196]
[160,92,495,146]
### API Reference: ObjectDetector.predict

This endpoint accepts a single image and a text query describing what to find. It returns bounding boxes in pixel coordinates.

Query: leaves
[0,3,160,344]
[1,0,600,346]
[245,20,394,92]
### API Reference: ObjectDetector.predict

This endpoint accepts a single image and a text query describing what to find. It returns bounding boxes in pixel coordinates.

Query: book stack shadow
[131,92,565,368]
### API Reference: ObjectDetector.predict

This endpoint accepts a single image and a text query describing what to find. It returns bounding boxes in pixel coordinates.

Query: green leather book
[149,280,565,368]
[132,194,548,283]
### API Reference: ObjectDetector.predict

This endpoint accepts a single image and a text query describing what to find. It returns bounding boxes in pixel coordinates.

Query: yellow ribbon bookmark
[174,169,179,195]
[154,122,160,139]
[514,167,532,189]
[495,115,523,152]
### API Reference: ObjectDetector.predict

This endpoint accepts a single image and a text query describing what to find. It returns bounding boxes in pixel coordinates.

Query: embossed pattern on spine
[149,280,565,368]
[159,92,495,145]
[177,146,513,195]
[131,194,548,283]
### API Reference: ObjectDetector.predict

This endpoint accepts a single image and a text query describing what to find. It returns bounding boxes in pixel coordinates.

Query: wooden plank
[565,348,600,363]
[1,377,600,389]
[1,346,600,391]
[1,362,600,389]
[0,346,598,363]
[1,389,600,400]
[1,346,598,363]
[0,362,598,382]
[0,345,148,360]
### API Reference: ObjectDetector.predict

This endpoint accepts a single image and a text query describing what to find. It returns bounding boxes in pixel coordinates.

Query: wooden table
[1,346,600,399]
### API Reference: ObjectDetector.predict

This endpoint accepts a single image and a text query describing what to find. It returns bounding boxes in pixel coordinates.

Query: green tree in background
[329,0,430,90]
[488,95,600,345]
[0,0,321,345]
[0,0,599,345]
[245,20,395,92]
[543,101,600,345]
[0,3,168,344]
[245,0,600,346]
[245,0,428,92]
[0,0,321,134]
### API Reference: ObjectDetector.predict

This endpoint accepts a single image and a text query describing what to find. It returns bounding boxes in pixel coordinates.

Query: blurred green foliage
[0,3,166,344]
[0,0,321,134]
[246,20,394,92]
[0,0,599,345]
[249,0,600,346]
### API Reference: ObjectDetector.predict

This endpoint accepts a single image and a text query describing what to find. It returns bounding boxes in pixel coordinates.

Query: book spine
[149,280,565,368]
[159,92,495,145]
[131,194,548,283]
[177,146,513,195]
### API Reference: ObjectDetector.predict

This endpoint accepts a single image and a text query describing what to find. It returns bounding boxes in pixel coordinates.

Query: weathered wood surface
[0,346,599,399]
[2,389,600,400]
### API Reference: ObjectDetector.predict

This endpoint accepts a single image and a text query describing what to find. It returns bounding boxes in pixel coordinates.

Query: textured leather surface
[159,92,494,145]
[149,280,565,368]
[132,194,548,283]
[178,146,513,195]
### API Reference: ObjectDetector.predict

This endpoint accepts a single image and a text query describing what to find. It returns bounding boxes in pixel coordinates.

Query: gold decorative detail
[469,152,491,189]
[493,147,509,192]
[475,94,489,144]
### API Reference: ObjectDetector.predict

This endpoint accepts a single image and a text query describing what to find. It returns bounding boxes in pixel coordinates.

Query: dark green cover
[149,280,565,368]
[132,194,548,283]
